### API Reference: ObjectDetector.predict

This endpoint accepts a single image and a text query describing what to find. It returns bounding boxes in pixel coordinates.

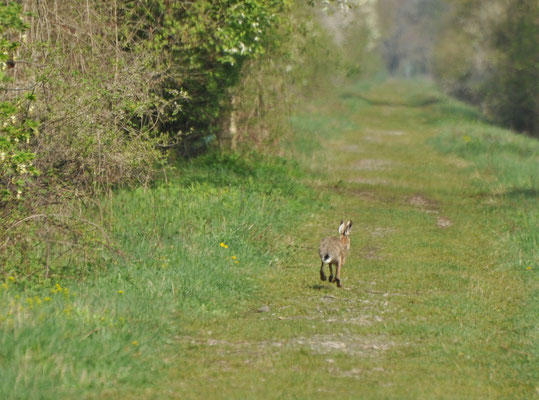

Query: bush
[1,1,177,279]
[0,0,307,281]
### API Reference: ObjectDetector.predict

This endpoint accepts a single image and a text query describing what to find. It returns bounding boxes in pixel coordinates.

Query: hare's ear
[345,220,353,234]
[338,220,345,235]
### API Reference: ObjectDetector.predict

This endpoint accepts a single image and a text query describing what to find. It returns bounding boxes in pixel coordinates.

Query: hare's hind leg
[319,262,327,281]
[328,264,334,283]
[335,257,342,288]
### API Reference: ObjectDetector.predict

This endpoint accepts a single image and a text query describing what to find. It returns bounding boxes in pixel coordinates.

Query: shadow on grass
[340,92,442,108]
[499,187,538,200]
[309,284,333,291]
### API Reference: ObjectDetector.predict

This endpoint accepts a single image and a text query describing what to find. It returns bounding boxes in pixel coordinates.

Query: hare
[319,220,353,288]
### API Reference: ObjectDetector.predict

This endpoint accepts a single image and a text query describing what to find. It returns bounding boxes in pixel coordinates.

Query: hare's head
[338,220,353,237]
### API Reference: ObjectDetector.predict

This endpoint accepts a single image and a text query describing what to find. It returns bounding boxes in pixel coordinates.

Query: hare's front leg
[335,257,342,288]
[320,262,327,281]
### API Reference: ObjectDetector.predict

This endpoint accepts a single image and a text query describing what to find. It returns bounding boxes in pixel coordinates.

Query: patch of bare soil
[365,129,405,136]
[408,194,441,215]
[289,334,396,356]
[370,227,396,238]
[179,332,396,358]
[364,129,406,143]
[333,186,378,202]
[338,144,363,153]
[362,245,382,260]
[352,159,393,171]
[437,217,453,228]
[347,177,390,185]
[408,195,453,228]
[408,195,436,209]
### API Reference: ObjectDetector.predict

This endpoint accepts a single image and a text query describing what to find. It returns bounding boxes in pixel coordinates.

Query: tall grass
[0,152,319,399]
[430,111,539,269]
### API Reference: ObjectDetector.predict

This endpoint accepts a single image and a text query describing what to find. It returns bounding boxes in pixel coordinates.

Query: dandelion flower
[118,290,124,294]
[43,297,52,302]
[220,242,225,247]
[132,341,139,346]
[527,266,532,270]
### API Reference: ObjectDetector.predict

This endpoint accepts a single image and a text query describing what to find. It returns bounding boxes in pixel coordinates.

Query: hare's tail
[321,254,332,264]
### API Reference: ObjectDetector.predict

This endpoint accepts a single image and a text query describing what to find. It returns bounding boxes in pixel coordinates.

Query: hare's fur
[318,220,352,288]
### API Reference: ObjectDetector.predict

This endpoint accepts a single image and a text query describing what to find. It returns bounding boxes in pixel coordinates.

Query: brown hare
[319,220,352,288]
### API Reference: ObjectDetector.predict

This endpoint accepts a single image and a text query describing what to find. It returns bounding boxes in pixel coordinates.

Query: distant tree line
[376,0,538,137]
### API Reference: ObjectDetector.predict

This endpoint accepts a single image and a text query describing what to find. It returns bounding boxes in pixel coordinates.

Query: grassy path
[2,80,535,399]
[143,80,536,399]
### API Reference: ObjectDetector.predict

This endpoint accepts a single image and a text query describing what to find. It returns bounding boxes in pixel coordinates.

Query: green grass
[1,79,537,399]
[0,152,320,399]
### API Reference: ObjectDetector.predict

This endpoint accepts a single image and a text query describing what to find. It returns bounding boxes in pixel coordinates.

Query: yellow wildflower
[526,266,532,270]
[43,297,52,302]
[8,276,15,282]
[132,341,139,346]
[51,283,62,294]
[231,256,237,260]
[118,290,124,294]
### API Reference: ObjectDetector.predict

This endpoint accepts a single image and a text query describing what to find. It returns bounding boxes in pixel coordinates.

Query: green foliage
[433,0,539,136]
[487,0,538,134]
[1,0,337,282]
[0,1,178,280]
[0,2,38,205]
[121,0,291,146]
[230,2,346,150]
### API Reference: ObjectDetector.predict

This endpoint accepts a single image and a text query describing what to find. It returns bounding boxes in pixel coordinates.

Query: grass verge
[0,152,320,399]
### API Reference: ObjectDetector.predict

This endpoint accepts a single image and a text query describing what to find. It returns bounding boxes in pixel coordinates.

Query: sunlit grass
[0,152,320,399]
[1,79,536,399]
